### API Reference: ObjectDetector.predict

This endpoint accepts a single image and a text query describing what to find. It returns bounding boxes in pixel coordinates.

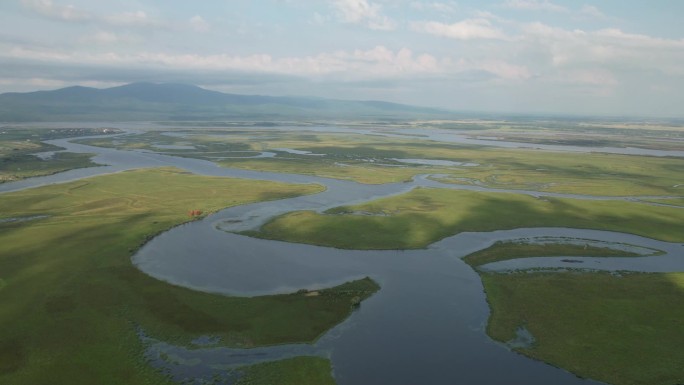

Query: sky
[0,0,683,117]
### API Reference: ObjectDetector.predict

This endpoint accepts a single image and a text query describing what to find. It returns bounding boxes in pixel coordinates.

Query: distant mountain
[0,82,451,122]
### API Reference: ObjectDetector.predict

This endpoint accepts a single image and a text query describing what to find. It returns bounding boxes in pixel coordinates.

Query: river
[2,122,683,384]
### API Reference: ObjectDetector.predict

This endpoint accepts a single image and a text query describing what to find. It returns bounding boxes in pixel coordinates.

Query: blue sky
[1,0,683,117]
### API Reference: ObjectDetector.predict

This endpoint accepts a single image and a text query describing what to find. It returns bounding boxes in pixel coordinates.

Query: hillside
[0,82,449,122]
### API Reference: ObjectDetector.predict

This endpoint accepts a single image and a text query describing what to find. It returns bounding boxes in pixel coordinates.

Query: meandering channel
[3,122,684,385]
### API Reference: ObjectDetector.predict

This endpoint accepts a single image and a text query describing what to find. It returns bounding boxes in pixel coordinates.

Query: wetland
[1,119,683,385]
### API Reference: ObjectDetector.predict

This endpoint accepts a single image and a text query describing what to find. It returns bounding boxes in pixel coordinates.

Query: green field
[246,187,684,249]
[481,272,684,385]
[462,240,647,267]
[0,168,379,385]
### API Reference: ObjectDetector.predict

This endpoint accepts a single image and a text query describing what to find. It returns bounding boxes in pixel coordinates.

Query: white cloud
[0,44,449,80]
[189,15,210,32]
[519,22,684,69]
[21,0,92,21]
[502,0,568,12]
[1,40,541,86]
[332,0,396,30]
[411,19,508,40]
[21,1,170,29]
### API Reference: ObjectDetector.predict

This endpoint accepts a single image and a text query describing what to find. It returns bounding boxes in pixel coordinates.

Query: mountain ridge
[0,82,450,121]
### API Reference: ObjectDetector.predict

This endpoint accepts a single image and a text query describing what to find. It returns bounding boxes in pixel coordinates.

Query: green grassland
[462,241,645,267]
[246,187,684,249]
[79,128,684,195]
[0,168,379,385]
[481,272,684,385]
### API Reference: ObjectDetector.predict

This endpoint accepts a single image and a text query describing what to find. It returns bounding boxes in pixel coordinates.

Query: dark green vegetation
[0,168,378,384]
[462,240,646,267]
[0,82,448,121]
[248,187,684,249]
[0,127,115,182]
[481,272,684,385]
[236,357,336,385]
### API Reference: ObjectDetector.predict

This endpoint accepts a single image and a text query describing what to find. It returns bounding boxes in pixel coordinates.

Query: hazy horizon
[1,0,683,117]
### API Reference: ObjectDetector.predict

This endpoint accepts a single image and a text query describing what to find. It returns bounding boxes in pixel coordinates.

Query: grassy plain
[247,187,684,249]
[462,241,645,267]
[0,168,379,385]
[80,128,684,195]
[481,272,684,385]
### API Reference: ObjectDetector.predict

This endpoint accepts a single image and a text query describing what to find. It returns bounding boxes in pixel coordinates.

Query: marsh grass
[78,128,684,195]
[249,188,684,249]
[0,150,98,183]
[0,168,377,385]
[481,272,684,385]
[235,356,335,385]
[462,241,646,267]
[0,128,112,182]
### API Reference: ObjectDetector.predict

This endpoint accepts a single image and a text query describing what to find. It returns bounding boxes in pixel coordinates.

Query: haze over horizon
[1,0,683,117]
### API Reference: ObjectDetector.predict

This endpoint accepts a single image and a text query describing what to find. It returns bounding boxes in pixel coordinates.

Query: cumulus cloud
[519,22,684,72]
[332,0,396,30]
[411,19,508,40]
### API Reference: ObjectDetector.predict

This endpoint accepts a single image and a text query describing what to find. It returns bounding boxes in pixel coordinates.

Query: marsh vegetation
[0,167,378,384]
[0,127,114,182]
[2,120,683,385]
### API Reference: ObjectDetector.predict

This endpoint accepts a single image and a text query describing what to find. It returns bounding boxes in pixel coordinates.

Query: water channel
[2,122,683,385]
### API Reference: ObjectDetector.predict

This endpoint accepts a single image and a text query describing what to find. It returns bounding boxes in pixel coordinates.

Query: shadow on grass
[256,189,684,249]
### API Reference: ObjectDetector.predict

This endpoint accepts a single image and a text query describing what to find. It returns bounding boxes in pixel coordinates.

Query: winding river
[2,122,684,385]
